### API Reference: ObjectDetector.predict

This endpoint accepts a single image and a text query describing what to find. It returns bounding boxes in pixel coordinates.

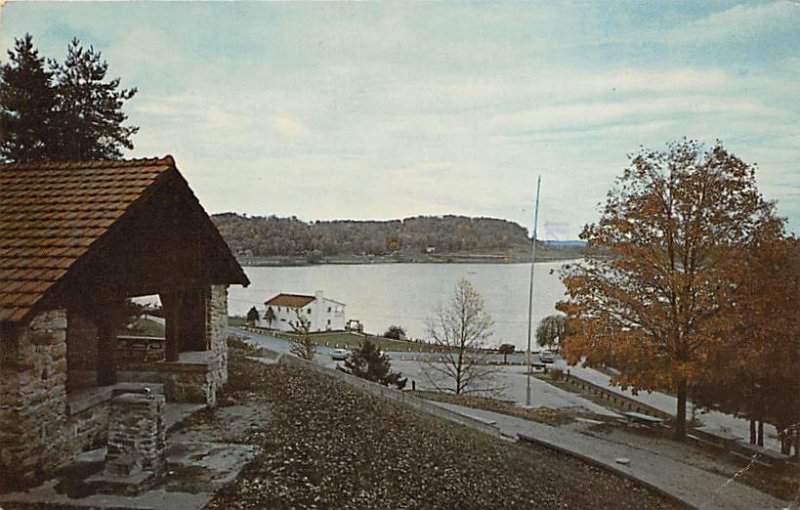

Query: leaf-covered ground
[208,351,681,509]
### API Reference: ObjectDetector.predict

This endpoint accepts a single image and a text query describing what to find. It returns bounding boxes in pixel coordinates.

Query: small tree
[536,315,568,352]
[383,325,406,340]
[424,279,501,395]
[343,339,407,389]
[498,343,515,364]
[264,306,276,329]
[289,310,316,360]
[246,306,259,327]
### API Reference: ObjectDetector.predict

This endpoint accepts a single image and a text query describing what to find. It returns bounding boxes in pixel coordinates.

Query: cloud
[273,116,311,137]
[664,2,799,43]
[583,68,730,94]
[11,2,796,235]
[492,92,780,135]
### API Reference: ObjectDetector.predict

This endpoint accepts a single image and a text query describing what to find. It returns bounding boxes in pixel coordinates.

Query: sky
[1,1,799,238]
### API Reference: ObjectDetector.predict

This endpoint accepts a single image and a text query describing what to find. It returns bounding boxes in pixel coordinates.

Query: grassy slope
[207,348,680,510]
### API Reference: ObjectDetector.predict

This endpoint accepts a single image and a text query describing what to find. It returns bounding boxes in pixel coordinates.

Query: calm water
[228,261,576,350]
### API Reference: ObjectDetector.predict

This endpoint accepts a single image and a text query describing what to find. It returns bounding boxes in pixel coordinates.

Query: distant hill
[212,213,536,259]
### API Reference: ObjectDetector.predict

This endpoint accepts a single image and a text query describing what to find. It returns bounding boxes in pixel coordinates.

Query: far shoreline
[237,251,586,268]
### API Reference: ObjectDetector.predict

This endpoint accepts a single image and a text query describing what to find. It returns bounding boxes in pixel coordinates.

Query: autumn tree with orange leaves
[557,140,781,440]
[692,234,799,455]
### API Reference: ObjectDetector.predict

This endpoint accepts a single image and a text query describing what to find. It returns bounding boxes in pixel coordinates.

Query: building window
[307,308,312,314]
[327,319,331,325]
[328,306,331,313]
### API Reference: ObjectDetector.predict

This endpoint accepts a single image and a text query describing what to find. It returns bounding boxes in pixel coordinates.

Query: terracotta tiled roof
[264,293,316,308]
[0,157,174,322]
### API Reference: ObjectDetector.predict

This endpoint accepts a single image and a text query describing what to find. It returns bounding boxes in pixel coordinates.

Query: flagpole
[526,176,541,408]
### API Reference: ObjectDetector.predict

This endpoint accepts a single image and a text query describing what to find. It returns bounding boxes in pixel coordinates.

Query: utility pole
[525,176,542,408]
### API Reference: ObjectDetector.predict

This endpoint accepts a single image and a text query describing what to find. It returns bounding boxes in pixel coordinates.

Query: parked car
[540,350,555,363]
[331,348,350,361]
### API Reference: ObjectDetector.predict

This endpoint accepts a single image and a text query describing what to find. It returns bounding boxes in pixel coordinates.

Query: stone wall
[0,310,69,483]
[0,322,22,482]
[64,395,112,457]
[118,353,220,407]
[66,312,98,391]
[561,374,672,420]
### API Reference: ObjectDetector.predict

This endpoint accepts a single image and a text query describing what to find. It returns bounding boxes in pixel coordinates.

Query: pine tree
[289,310,316,361]
[343,339,407,389]
[51,38,138,161]
[0,34,58,162]
[264,306,276,328]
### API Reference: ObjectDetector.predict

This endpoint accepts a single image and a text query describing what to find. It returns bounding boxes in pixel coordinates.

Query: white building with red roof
[259,291,345,332]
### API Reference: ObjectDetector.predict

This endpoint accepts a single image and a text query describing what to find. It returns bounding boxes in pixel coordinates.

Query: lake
[228,261,577,350]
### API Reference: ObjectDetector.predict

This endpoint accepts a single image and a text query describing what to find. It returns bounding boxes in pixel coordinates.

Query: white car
[331,348,350,361]
[540,350,555,363]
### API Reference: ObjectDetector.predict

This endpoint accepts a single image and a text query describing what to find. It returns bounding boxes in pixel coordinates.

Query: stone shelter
[0,156,249,485]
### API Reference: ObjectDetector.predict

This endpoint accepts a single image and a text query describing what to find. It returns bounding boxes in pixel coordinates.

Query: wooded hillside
[212,213,533,258]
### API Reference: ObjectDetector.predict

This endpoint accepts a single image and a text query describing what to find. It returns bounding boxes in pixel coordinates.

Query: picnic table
[621,411,665,428]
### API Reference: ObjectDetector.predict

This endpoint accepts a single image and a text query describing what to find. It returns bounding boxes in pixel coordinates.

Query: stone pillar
[105,391,166,478]
[207,285,229,386]
[160,292,183,362]
[0,310,68,483]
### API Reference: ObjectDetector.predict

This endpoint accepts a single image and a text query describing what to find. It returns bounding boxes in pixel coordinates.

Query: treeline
[211,213,532,257]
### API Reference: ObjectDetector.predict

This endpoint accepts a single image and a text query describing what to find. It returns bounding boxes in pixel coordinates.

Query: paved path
[389,359,621,418]
[542,360,782,451]
[431,401,789,510]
